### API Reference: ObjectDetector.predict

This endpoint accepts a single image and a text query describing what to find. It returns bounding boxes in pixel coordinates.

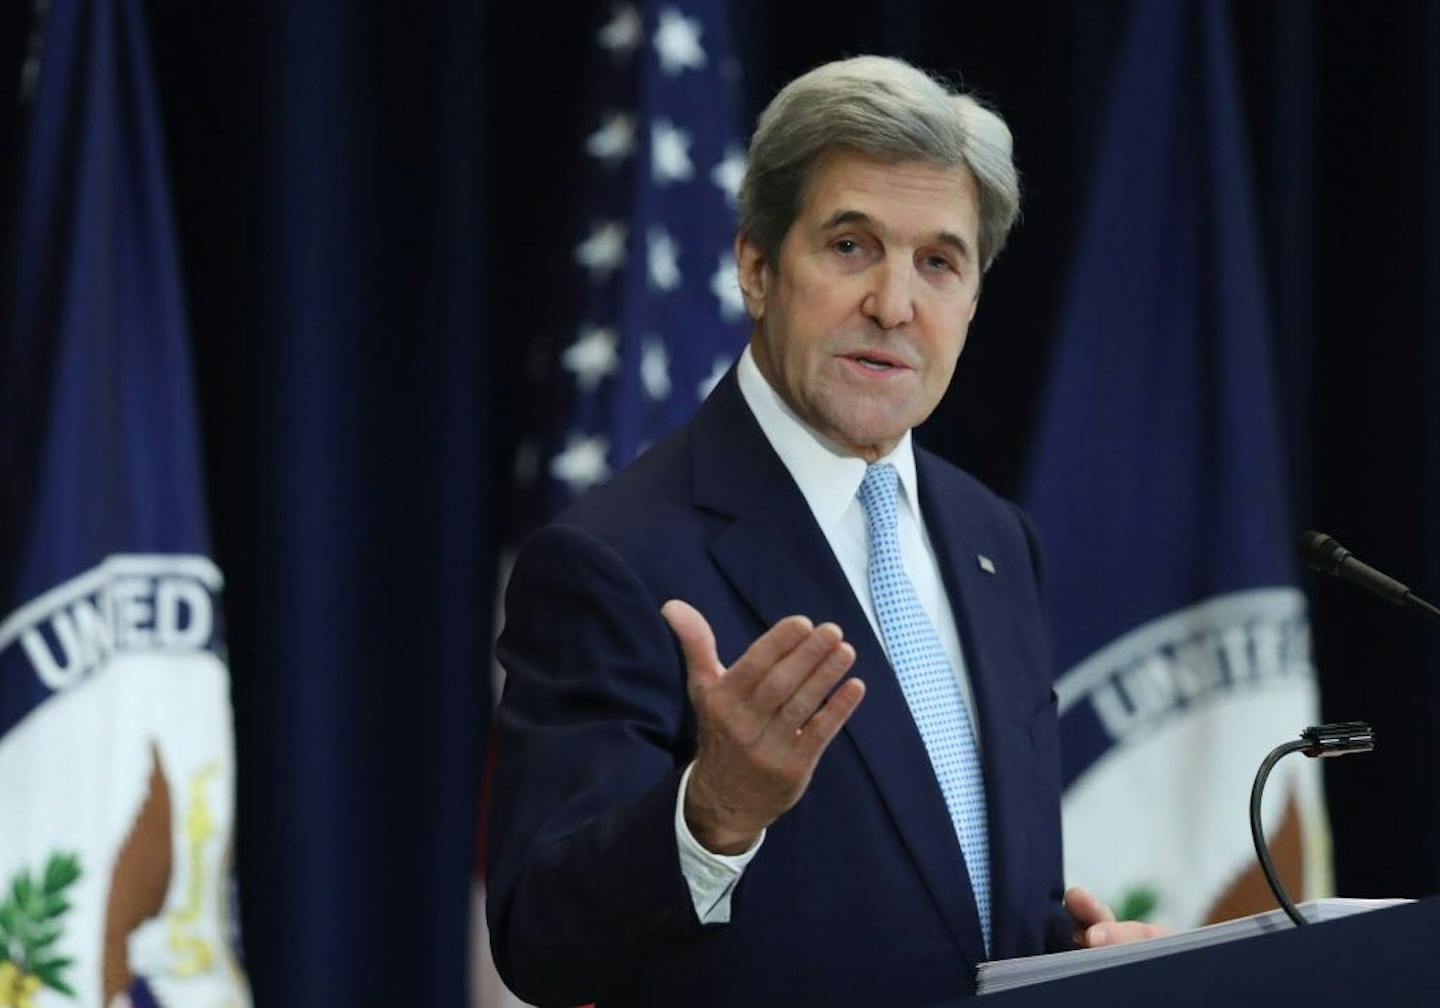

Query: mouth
[840,350,912,374]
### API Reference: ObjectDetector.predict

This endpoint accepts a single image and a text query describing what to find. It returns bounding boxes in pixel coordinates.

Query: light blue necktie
[858,463,991,954]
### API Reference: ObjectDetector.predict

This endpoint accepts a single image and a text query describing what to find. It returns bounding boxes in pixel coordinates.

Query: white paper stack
[977,898,1410,995]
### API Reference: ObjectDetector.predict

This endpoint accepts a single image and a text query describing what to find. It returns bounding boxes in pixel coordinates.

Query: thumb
[1064,886,1115,929]
[661,599,722,687]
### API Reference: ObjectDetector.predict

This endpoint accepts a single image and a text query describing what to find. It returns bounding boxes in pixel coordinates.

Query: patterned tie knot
[858,463,900,536]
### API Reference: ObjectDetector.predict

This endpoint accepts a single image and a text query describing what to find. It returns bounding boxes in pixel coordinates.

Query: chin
[828,420,911,458]
[807,392,918,455]
[844,408,914,442]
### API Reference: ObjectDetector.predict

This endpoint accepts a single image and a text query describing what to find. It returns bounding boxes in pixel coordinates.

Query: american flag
[515,0,749,518]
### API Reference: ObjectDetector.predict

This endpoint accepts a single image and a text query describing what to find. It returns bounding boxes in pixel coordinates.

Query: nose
[861,258,915,330]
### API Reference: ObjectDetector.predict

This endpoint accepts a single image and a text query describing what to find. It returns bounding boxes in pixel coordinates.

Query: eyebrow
[820,209,973,260]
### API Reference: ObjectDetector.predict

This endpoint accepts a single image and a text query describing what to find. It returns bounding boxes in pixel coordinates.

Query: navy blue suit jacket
[487,371,1070,1006]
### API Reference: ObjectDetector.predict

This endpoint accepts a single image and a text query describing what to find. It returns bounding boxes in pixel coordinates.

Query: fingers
[1080,920,1170,947]
[663,599,862,747]
[1064,886,1115,929]
[727,614,818,694]
[775,639,856,731]
[795,677,865,758]
[666,600,841,708]
[1066,886,1168,948]
[748,621,843,710]
[661,599,723,688]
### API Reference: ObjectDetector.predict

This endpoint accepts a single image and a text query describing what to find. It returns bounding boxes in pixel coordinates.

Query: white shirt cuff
[674,761,764,924]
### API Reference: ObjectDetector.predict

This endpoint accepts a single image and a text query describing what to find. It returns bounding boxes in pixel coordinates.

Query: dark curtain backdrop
[4,1,1439,1003]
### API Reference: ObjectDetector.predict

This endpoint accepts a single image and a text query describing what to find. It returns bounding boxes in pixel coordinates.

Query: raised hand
[661,599,866,855]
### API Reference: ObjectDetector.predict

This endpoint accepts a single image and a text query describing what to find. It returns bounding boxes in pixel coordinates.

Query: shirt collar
[736,344,920,533]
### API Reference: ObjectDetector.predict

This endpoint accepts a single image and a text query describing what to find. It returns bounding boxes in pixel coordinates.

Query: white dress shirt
[676,346,981,924]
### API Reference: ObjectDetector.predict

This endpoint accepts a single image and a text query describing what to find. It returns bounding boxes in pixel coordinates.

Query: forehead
[798,149,979,241]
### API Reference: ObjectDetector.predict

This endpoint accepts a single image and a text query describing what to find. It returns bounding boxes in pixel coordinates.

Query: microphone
[1297,531,1440,624]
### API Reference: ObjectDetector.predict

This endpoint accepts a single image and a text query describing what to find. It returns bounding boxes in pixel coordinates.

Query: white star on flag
[586,113,636,164]
[653,8,706,76]
[647,227,681,290]
[710,146,745,205]
[550,434,611,494]
[698,355,730,401]
[561,326,620,390]
[651,120,694,184]
[575,222,627,279]
[640,338,672,400]
[710,253,744,320]
[598,5,642,56]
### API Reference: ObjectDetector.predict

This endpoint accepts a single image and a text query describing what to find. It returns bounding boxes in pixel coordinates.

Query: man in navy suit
[487,56,1161,1007]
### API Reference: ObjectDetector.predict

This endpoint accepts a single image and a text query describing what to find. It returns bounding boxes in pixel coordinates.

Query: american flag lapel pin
[977,554,996,575]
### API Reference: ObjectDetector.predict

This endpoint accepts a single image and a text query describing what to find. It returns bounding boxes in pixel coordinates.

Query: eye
[833,238,861,255]
[923,254,954,273]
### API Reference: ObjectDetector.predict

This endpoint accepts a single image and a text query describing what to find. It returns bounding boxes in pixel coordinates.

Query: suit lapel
[916,451,1035,961]
[692,374,987,966]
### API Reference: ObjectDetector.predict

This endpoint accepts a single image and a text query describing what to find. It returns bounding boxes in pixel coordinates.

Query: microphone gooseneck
[1250,723,1375,928]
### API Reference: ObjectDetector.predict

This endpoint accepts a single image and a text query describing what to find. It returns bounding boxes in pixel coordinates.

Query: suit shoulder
[559,424,689,519]
[522,423,711,583]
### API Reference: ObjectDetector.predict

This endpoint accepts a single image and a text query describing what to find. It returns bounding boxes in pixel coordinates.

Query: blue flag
[0,1,250,1004]
[517,0,749,513]
[1023,0,1327,928]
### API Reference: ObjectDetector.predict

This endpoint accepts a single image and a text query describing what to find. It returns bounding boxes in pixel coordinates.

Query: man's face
[738,150,983,462]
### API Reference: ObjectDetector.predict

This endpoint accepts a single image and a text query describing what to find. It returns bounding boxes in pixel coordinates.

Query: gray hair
[737,55,1021,274]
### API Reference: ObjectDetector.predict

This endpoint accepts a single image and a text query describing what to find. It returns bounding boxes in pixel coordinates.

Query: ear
[734,231,769,321]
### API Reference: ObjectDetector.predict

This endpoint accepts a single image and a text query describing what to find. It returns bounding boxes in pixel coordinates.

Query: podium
[983,897,1439,1005]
